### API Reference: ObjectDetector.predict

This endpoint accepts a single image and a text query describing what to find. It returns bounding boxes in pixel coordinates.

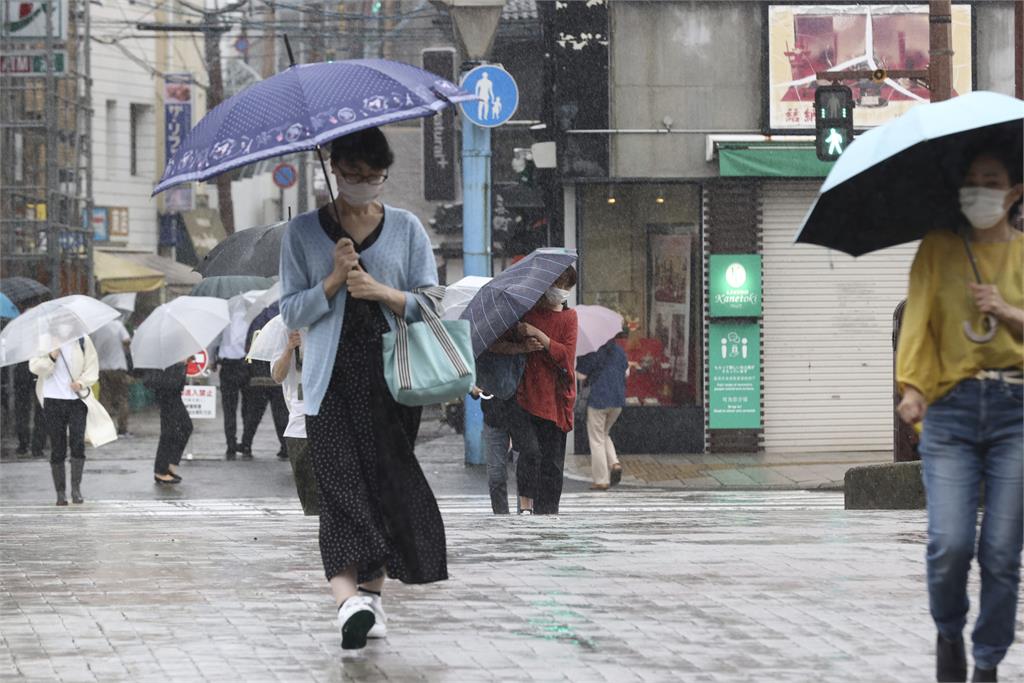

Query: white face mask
[544,286,571,305]
[959,187,1009,230]
[336,177,384,206]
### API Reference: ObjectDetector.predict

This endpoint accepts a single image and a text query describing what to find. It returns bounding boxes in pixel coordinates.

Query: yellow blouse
[896,229,1024,405]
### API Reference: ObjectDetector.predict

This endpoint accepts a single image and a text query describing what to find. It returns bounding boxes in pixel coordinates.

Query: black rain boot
[50,462,68,506]
[70,459,84,504]
[972,666,997,682]
[937,633,968,682]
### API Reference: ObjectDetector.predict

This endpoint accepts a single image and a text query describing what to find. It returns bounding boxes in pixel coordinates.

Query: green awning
[718,143,835,178]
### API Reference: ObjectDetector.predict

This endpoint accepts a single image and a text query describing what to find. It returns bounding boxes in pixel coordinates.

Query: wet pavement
[1,491,1021,682]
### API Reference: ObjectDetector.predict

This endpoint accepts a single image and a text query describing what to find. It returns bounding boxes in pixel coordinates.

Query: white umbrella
[574,305,625,357]
[231,282,282,324]
[0,295,120,367]
[246,314,291,362]
[101,292,137,314]
[130,296,230,369]
[441,276,491,321]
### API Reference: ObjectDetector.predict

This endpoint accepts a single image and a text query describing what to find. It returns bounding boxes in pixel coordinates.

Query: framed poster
[647,226,696,381]
[765,3,973,132]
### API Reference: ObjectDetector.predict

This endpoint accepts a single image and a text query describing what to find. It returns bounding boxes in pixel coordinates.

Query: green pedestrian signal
[814,85,855,161]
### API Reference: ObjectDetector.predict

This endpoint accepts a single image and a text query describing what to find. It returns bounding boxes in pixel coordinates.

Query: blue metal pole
[461,112,491,466]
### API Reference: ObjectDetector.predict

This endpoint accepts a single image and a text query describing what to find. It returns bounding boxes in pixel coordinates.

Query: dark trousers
[14,363,46,454]
[218,360,250,449]
[513,408,568,515]
[286,437,319,515]
[98,369,131,434]
[242,384,289,450]
[44,398,87,464]
[154,389,193,475]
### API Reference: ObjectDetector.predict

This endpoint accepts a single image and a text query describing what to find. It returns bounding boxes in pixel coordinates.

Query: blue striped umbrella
[460,248,577,357]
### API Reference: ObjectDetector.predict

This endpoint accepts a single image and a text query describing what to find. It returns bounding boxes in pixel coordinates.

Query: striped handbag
[382,286,476,407]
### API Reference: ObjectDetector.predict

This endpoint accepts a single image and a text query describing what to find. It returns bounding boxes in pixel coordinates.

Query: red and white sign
[186,350,209,377]
[181,385,217,419]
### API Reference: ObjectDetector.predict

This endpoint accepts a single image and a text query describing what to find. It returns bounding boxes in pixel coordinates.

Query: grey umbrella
[460,248,578,358]
[190,275,274,300]
[197,221,286,278]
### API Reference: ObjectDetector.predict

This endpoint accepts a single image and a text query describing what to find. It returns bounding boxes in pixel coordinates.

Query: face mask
[544,286,571,305]
[959,187,1009,230]
[336,177,384,206]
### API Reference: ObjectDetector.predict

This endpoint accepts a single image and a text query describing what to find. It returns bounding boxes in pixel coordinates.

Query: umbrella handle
[962,314,999,344]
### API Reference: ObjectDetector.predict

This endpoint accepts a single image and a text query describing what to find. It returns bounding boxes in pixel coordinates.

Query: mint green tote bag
[382,287,476,407]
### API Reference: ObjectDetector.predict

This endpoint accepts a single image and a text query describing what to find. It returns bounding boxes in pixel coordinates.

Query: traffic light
[814,85,854,162]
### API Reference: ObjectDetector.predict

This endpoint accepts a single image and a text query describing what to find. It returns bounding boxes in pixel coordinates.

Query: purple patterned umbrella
[153,59,475,195]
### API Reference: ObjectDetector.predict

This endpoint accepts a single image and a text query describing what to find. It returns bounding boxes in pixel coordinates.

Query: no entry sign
[272,162,298,189]
[186,350,209,377]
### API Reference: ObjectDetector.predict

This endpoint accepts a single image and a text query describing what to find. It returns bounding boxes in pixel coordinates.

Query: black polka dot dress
[306,206,448,585]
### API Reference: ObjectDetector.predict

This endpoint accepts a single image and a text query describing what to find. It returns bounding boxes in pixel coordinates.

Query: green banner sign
[709,322,761,429]
[709,254,762,317]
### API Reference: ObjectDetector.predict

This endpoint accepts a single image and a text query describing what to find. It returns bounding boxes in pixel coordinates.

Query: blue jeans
[919,378,1023,670]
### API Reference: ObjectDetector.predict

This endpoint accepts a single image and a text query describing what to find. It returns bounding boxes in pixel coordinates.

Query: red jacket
[516,306,578,432]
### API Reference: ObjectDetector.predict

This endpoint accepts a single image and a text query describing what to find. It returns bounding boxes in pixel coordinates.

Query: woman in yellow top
[896,148,1023,683]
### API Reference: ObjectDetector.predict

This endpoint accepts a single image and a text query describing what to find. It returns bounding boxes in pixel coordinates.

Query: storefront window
[578,184,703,409]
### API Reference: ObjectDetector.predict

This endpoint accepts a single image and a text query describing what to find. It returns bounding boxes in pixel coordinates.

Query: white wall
[90,3,161,252]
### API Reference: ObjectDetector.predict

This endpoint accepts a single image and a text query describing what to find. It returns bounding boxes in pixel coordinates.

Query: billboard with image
[766,3,973,131]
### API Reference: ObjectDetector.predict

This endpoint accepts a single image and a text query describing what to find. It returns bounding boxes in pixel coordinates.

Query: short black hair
[969,145,1023,185]
[329,127,394,171]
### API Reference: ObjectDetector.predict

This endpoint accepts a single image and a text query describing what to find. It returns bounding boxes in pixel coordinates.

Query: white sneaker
[365,594,387,639]
[336,595,375,650]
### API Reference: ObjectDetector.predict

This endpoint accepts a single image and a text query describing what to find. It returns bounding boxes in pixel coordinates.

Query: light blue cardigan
[278,206,437,415]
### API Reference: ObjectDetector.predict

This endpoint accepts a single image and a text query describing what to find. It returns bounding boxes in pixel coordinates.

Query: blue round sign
[459,65,519,128]
[272,162,297,189]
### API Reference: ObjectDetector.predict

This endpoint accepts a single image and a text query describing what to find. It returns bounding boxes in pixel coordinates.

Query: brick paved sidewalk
[1,492,1020,682]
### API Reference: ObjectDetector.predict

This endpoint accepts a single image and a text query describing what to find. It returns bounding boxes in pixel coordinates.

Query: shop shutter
[760,182,916,454]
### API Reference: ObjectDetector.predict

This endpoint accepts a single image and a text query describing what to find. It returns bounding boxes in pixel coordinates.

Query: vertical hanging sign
[163,73,193,212]
[421,49,456,201]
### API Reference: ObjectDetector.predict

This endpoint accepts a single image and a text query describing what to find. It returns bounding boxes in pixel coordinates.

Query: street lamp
[432,0,504,467]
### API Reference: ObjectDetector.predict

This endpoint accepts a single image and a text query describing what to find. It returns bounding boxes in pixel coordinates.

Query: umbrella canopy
[246,314,290,362]
[460,248,578,357]
[0,277,50,307]
[130,296,230,370]
[191,275,274,300]
[796,91,1024,256]
[229,283,282,324]
[441,275,491,321]
[197,221,286,278]
[0,293,20,320]
[153,59,475,195]
[101,292,137,314]
[574,305,625,357]
[0,295,120,367]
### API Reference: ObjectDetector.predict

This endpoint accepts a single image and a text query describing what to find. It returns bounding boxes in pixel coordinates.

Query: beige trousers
[587,407,622,485]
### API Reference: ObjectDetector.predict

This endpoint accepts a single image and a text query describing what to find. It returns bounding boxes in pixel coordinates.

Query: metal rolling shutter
[761,182,917,454]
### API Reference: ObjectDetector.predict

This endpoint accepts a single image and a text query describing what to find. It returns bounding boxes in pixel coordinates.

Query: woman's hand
[517,322,550,349]
[286,331,302,350]
[346,267,386,301]
[324,239,360,298]
[523,337,544,352]
[969,283,1009,317]
[70,381,84,393]
[897,386,927,425]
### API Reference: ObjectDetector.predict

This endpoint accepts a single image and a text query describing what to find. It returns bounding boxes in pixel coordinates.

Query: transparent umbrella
[130,296,230,369]
[574,305,625,357]
[246,314,291,362]
[0,295,120,367]
[440,276,491,321]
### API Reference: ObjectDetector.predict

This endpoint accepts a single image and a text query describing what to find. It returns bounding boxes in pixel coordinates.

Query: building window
[578,183,703,408]
[129,103,153,177]
[105,100,116,179]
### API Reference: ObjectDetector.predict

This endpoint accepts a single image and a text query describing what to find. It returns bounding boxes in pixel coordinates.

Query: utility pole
[164,0,248,235]
[928,0,953,102]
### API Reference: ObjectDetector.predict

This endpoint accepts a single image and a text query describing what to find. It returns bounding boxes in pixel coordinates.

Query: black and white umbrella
[460,248,577,357]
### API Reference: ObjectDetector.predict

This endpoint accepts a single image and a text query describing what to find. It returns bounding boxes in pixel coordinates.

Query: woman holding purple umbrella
[279,127,446,652]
